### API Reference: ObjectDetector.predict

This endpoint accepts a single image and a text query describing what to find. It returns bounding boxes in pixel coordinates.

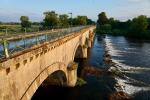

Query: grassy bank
[0,24,40,36]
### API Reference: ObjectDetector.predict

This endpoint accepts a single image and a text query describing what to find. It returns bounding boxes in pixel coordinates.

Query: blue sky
[0,0,150,22]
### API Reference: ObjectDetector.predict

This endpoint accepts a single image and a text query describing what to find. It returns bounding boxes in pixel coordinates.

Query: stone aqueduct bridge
[0,26,96,100]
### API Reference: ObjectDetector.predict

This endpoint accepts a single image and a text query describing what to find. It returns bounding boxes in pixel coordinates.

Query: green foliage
[42,11,94,29]
[59,14,69,27]
[97,12,108,26]
[97,24,112,34]
[87,18,95,25]
[97,12,150,39]
[20,16,31,29]
[76,16,87,25]
[128,15,148,37]
[43,11,59,29]
[0,24,39,35]
[0,10,95,35]
[0,25,21,35]
[76,77,87,86]
[148,18,150,29]
[71,17,95,26]
[97,12,110,34]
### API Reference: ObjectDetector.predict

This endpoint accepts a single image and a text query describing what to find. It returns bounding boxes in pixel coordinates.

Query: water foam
[104,35,150,95]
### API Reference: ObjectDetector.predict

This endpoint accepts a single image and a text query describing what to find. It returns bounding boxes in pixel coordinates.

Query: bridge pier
[67,62,78,87]
[90,32,95,44]
[87,39,92,48]
[82,45,88,58]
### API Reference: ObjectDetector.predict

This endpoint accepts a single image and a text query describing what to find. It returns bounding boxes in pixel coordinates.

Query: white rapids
[104,35,150,95]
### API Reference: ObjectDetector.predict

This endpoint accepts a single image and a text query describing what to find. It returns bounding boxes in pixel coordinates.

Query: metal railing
[0,26,90,60]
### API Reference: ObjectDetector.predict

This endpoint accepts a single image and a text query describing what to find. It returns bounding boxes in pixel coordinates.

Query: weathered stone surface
[0,26,96,100]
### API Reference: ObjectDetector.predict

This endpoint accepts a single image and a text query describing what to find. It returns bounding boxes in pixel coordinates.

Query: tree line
[97,12,150,39]
[20,11,95,30]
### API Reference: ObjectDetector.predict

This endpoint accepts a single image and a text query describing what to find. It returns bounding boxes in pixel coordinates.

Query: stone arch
[85,37,92,48]
[72,42,87,61]
[20,62,68,100]
[41,70,68,86]
[72,42,82,60]
[71,33,91,60]
[74,45,84,59]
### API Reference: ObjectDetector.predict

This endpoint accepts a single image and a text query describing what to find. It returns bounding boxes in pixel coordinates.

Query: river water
[32,35,150,100]
[105,35,150,99]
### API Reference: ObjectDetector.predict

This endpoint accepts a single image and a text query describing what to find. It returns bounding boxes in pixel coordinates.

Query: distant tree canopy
[87,18,95,25]
[59,14,69,27]
[32,22,41,25]
[0,10,95,35]
[43,11,59,29]
[96,12,150,39]
[97,12,110,34]
[97,12,108,25]
[148,18,150,29]
[76,16,87,25]
[41,11,95,29]
[20,16,31,29]
[130,15,148,34]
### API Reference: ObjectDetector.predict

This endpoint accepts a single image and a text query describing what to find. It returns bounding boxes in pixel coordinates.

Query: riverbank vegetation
[96,12,150,39]
[0,11,95,36]
[76,77,87,86]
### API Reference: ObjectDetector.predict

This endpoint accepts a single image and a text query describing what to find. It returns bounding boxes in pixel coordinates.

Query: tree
[129,15,148,35]
[76,16,87,25]
[148,18,150,30]
[59,14,69,27]
[97,12,108,26]
[70,18,76,26]
[97,12,109,34]
[43,11,59,29]
[20,16,31,29]
[87,18,95,25]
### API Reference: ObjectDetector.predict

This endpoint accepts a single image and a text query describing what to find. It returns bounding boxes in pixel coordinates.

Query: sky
[0,0,150,22]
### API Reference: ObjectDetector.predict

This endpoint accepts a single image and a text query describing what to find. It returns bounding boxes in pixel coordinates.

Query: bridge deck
[0,26,90,60]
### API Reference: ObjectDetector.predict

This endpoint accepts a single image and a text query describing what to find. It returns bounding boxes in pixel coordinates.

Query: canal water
[32,35,150,100]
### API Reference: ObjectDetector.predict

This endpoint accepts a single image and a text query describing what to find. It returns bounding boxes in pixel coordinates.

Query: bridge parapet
[0,26,92,60]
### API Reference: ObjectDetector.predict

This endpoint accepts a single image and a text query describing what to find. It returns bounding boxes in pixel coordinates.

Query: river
[32,35,150,100]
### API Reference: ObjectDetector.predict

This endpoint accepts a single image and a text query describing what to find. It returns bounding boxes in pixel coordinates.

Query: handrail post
[23,38,26,48]
[2,39,9,58]
[45,34,48,42]
[36,36,39,44]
